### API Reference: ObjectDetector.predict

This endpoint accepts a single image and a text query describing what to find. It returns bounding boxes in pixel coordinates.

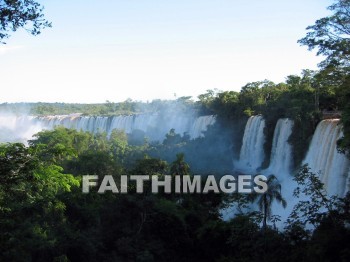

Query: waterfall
[237,115,266,171]
[303,119,350,197]
[266,118,294,178]
[108,115,134,134]
[0,115,42,144]
[262,118,295,227]
[1,113,216,143]
[188,115,216,139]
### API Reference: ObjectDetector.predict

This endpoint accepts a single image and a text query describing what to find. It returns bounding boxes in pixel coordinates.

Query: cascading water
[0,113,216,143]
[266,118,294,178]
[236,115,266,171]
[264,118,296,227]
[0,114,42,144]
[188,115,216,138]
[303,119,350,197]
[228,117,295,224]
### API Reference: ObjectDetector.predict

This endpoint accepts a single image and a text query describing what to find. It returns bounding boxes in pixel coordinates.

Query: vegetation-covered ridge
[0,98,198,116]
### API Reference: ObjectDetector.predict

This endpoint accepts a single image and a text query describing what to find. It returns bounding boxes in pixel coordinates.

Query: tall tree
[0,0,51,43]
[298,0,350,69]
[170,153,190,176]
[299,0,350,154]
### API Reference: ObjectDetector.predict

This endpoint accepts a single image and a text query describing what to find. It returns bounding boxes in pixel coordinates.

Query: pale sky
[0,0,331,103]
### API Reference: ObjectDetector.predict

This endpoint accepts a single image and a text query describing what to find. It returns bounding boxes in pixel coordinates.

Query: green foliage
[284,167,350,262]
[2,126,350,261]
[198,73,325,168]
[162,128,185,146]
[298,0,350,154]
[170,153,190,176]
[286,165,337,229]
[337,75,350,154]
[298,0,350,68]
[0,97,199,116]
[0,142,79,261]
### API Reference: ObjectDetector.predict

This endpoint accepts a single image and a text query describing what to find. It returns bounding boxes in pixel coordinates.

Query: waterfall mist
[33,113,216,142]
[0,112,42,144]
[0,102,217,144]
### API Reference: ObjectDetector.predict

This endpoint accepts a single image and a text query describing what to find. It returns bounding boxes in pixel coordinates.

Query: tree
[298,0,350,154]
[249,175,287,230]
[0,143,79,261]
[0,0,51,43]
[298,0,350,69]
[163,128,183,146]
[197,89,217,114]
[170,153,190,176]
[286,165,337,229]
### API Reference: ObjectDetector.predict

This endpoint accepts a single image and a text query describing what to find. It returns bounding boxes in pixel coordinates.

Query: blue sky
[0,0,332,103]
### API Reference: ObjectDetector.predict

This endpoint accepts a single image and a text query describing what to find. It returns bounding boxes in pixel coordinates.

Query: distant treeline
[0,97,197,116]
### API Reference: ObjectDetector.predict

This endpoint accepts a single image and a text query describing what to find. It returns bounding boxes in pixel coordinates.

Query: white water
[303,119,350,197]
[0,114,42,144]
[0,113,216,143]
[269,119,350,228]
[266,118,294,178]
[188,115,216,138]
[230,117,296,225]
[265,118,295,227]
[236,115,266,171]
[226,116,350,228]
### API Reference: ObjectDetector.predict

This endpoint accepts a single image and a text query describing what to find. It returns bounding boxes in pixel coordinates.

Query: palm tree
[250,174,287,230]
[170,153,190,177]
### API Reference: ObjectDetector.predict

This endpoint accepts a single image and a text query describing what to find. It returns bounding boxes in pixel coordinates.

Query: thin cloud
[0,45,24,55]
